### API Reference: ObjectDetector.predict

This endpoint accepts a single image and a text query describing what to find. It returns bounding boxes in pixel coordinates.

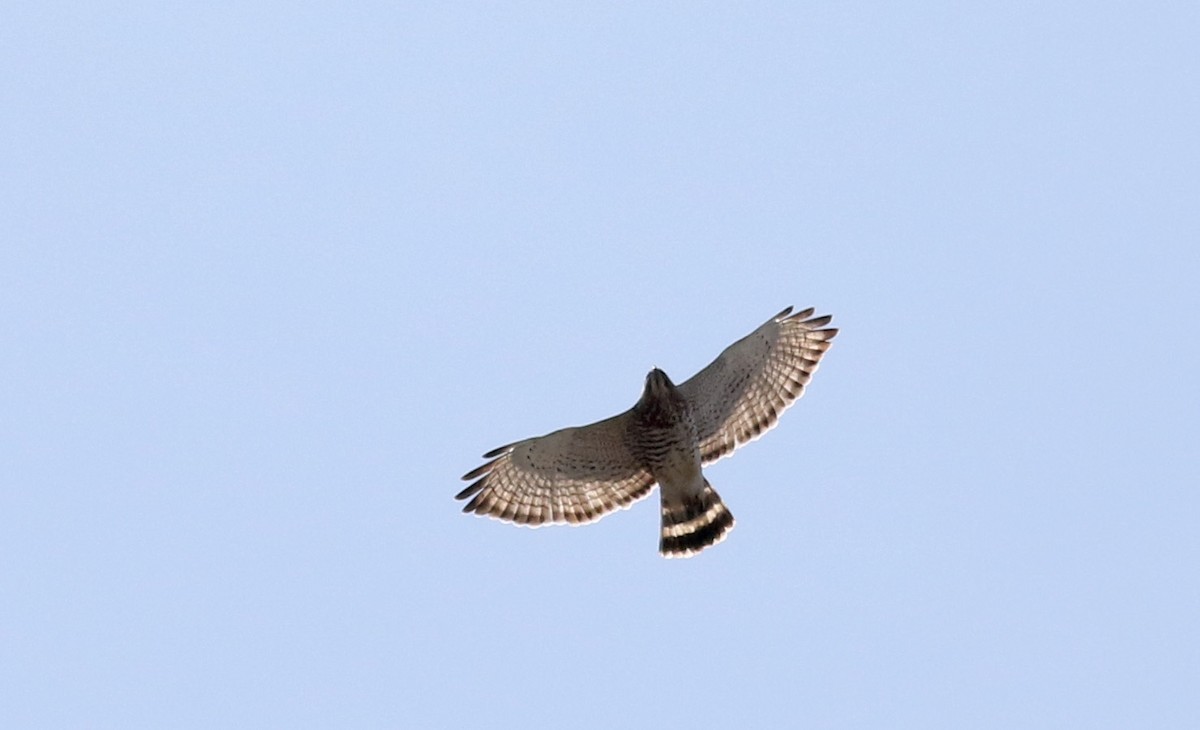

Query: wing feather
[678,307,838,464]
[457,411,655,527]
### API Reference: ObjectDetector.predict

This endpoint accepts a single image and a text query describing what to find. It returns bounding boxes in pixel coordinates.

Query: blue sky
[3,2,1198,727]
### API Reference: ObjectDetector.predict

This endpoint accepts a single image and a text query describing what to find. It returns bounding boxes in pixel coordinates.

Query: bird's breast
[631,410,700,482]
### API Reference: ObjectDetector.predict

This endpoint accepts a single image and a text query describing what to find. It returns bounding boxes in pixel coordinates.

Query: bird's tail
[659,479,735,558]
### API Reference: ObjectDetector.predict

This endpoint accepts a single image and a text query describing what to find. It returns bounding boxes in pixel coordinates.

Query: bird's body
[631,369,700,491]
[631,369,734,556]
[458,306,838,557]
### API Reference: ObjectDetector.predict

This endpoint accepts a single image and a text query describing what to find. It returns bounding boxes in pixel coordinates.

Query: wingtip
[455,476,487,500]
[462,458,500,481]
[482,443,514,459]
[778,305,816,321]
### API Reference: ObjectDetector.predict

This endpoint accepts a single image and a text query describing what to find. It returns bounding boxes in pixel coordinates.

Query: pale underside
[457,306,838,527]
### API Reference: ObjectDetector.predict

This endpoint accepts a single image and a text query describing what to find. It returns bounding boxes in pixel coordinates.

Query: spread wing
[678,306,838,465]
[456,412,655,526]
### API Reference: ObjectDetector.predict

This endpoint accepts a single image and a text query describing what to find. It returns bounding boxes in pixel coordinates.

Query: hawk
[457,306,838,558]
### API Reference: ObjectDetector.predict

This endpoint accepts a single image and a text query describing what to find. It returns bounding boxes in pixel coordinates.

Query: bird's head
[643,367,676,398]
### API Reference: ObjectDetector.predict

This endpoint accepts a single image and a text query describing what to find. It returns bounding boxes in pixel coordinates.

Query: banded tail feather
[659,479,735,558]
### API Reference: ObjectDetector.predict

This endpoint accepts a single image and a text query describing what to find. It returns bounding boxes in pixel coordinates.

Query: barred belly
[633,420,703,499]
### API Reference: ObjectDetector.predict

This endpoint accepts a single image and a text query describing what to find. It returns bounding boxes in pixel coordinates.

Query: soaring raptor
[457,306,838,558]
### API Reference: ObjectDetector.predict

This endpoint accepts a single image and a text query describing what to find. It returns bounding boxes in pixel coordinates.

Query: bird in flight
[457,306,838,558]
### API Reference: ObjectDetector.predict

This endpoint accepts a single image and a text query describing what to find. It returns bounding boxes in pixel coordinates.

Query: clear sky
[3,3,1198,728]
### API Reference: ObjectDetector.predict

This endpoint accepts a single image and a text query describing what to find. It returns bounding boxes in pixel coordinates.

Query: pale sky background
[3,3,1198,728]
